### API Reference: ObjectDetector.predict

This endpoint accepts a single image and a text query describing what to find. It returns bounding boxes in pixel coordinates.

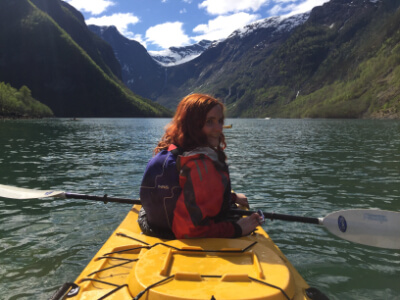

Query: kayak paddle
[235,209,400,250]
[0,184,140,204]
[0,184,398,249]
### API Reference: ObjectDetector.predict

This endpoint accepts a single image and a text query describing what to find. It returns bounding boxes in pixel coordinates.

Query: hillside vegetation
[0,0,170,118]
[0,82,53,118]
[282,35,400,118]
[234,0,400,118]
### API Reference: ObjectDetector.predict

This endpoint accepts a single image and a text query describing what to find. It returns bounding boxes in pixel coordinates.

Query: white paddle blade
[321,209,400,249]
[0,184,65,199]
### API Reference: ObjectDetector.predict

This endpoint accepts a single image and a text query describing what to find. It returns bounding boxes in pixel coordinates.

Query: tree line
[0,82,53,118]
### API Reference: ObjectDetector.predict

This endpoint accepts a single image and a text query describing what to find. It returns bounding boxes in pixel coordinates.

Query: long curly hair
[154,93,227,156]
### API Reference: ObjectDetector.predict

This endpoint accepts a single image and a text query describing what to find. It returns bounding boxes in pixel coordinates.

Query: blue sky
[64,0,329,52]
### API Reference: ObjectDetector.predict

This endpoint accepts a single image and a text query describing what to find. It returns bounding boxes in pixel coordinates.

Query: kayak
[52,205,327,300]
[53,205,325,300]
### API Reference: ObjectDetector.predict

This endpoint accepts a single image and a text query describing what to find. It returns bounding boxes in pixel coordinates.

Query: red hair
[154,93,226,154]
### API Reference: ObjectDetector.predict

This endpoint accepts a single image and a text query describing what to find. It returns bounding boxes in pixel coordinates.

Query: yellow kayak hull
[65,205,312,300]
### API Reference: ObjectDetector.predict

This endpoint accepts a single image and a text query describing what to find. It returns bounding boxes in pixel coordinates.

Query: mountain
[90,0,399,119]
[88,25,167,101]
[149,40,215,66]
[230,0,400,118]
[156,0,400,118]
[0,0,170,117]
[154,12,312,109]
[89,11,311,109]
[87,26,213,101]
[3,0,398,118]
[89,25,213,67]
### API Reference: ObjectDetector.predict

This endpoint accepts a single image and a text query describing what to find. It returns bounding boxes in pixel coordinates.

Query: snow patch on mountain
[150,40,215,67]
[229,12,310,39]
[149,50,201,67]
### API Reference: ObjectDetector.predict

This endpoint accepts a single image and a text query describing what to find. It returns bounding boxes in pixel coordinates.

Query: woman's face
[202,105,224,148]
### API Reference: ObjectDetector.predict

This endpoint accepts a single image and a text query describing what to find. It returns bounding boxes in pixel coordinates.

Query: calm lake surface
[0,118,399,300]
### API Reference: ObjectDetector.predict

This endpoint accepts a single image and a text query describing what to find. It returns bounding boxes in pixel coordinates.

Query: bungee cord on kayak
[87,260,138,277]
[108,233,259,254]
[51,231,301,300]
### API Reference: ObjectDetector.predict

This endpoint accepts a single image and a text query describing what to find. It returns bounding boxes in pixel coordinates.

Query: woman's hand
[236,213,263,236]
[234,192,249,208]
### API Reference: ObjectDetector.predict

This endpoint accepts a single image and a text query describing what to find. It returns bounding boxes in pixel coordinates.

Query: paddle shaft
[65,194,318,224]
[64,193,141,205]
[0,183,319,224]
[65,194,319,224]
[230,209,320,224]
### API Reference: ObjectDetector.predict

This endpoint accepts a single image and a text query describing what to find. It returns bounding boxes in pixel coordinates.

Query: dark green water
[0,118,399,300]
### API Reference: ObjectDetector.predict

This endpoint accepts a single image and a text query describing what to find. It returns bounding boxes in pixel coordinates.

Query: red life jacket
[171,147,241,238]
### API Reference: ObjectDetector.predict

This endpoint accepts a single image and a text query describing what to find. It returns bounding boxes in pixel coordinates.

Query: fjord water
[0,118,399,300]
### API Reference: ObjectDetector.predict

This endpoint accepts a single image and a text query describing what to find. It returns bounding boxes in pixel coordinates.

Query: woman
[139,93,261,239]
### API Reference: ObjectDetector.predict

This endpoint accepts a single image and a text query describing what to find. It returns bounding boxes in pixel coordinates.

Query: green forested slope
[0,82,53,118]
[0,0,170,117]
[283,29,400,118]
[223,0,400,118]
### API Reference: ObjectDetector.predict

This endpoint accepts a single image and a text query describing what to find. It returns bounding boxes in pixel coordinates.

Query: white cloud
[145,22,191,49]
[192,12,260,41]
[199,0,268,15]
[86,13,140,39]
[64,0,115,15]
[268,0,329,17]
[284,0,329,16]
[132,34,147,48]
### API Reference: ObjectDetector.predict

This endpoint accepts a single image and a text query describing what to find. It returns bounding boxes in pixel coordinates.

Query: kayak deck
[63,205,312,300]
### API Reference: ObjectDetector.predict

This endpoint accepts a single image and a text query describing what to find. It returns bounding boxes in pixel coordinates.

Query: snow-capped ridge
[229,12,310,39]
[149,13,310,66]
[149,40,215,67]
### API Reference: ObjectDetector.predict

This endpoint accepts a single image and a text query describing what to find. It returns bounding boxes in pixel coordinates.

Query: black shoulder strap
[170,146,183,171]
[170,146,183,156]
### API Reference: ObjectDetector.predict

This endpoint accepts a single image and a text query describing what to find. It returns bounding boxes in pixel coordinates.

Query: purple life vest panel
[139,148,182,231]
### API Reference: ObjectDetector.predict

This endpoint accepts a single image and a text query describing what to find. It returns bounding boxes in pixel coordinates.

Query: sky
[64,0,330,53]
